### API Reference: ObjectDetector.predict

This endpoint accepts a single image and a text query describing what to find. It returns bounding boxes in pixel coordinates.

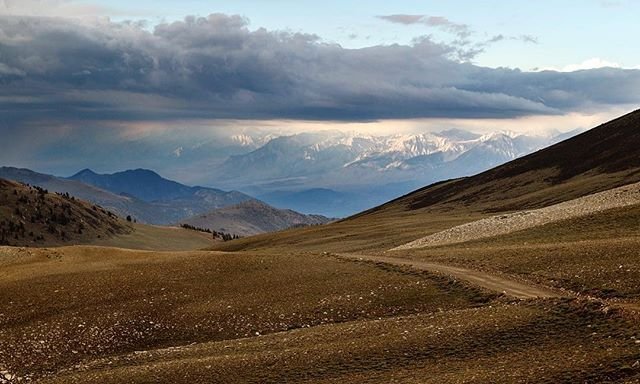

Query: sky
[1,0,639,180]
[124,0,640,70]
[5,0,640,70]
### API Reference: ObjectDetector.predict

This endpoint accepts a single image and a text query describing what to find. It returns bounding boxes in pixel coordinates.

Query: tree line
[180,223,241,241]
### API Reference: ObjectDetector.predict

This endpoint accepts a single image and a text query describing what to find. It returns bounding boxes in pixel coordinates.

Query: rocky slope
[394,181,640,250]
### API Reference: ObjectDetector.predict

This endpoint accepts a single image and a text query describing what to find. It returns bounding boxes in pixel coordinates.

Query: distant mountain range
[0,127,586,220]
[68,168,252,219]
[394,111,640,214]
[0,167,330,233]
[210,128,584,216]
[219,109,640,253]
[257,188,360,219]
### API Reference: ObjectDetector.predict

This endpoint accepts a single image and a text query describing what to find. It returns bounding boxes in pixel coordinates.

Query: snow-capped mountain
[199,127,588,217]
[230,133,277,149]
[213,129,579,191]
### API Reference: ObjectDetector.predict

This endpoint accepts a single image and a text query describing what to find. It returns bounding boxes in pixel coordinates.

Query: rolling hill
[68,168,253,220]
[0,167,165,223]
[180,199,332,236]
[0,178,129,246]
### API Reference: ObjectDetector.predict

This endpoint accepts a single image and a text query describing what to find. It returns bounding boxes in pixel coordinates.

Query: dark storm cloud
[0,14,639,124]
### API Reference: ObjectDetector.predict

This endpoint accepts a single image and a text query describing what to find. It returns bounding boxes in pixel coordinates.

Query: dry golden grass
[93,223,215,251]
[212,210,486,253]
[0,246,489,382]
[2,241,639,383]
[212,170,640,255]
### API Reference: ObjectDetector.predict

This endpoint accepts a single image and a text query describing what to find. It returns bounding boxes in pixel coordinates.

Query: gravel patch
[393,181,640,250]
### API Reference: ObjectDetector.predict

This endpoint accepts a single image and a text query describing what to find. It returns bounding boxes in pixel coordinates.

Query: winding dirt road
[337,253,563,299]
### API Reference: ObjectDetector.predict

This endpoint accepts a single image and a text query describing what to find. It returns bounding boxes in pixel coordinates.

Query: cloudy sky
[1,0,639,180]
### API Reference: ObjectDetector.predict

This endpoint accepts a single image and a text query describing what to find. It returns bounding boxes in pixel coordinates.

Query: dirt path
[337,253,563,299]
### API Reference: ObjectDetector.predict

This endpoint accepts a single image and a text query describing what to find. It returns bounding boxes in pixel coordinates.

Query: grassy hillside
[0,178,130,246]
[94,223,216,251]
[1,246,637,383]
[41,301,640,383]
[0,246,492,382]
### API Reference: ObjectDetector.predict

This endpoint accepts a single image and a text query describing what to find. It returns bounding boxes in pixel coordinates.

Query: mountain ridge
[401,108,640,213]
[0,167,332,235]
[68,168,241,203]
[215,128,582,216]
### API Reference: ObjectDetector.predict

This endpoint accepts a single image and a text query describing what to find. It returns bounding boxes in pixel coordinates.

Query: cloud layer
[1,13,640,126]
[378,14,472,39]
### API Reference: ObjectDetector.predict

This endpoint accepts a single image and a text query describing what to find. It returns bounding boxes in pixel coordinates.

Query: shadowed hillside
[0,167,163,222]
[0,178,129,246]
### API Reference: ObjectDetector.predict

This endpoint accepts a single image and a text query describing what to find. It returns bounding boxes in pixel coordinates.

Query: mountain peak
[71,168,99,178]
